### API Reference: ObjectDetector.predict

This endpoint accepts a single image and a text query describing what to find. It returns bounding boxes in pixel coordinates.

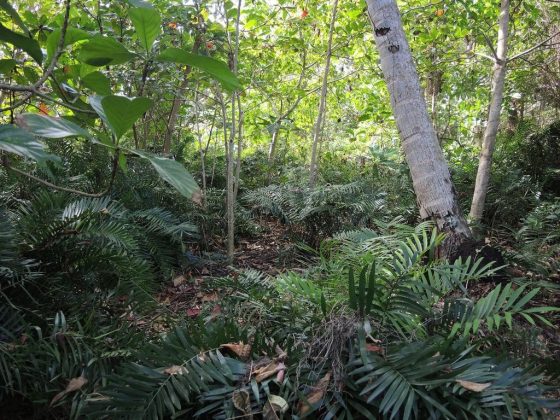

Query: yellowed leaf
[456,379,491,392]
[191,189,203,206]
[50,375,88,405]
[172,275,186,287]
[298,371,331,415]
[253,361,286,383]
[164,365,184,375]
[263,394,289,420]
[232,389,252,417]
[220,342,252,360]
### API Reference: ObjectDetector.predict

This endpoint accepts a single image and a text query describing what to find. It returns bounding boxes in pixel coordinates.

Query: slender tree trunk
[365,0,472,257]
[267,47,306,184]
[163,40,200,154]
[226,96,236,262]
[469,0,510,223]
[309,0,338,188]
[225,0,242,263]
[234,95,243,201]
[267,128,279,183]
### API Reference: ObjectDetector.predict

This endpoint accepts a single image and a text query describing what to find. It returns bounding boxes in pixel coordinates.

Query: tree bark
[309,0,338,188]
[469,0,510,223]
[365,0,472,257]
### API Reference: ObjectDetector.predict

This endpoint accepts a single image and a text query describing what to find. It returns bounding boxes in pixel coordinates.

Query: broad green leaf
[157,48,241,91]
[89,95,109,127]
[0,0,28,34]
[0,23,42,64]
[0,124,60,163]
[0,58,16,75]
[133,150,200,199]
[17,114,93,140]
[130,7,161,52]
[126,0,154,7]
[81,71,111,95]
[77,36,134,66]
[101,95,153,140]
[46,27,90,61]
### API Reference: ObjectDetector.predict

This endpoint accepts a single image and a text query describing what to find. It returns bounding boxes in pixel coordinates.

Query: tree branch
[508,30,560,62]
[2,149,120,198]
[0,0,72,112]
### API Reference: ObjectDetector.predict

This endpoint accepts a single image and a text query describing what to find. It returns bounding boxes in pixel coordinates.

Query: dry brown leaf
[221,342,252,360]
[50,375,88,405]
[263,395,288,420]
[201,292,219,302]
[253,361,286,383]
[191,189,203,206]
[39,102,50,115]
[232,389,252,418]
[164,365,184,375]
[456,379,491,392]
[298,371,331,416]
[172,275,186,287]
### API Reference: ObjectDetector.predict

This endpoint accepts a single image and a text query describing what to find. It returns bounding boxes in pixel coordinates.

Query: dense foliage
[0,0,559,418]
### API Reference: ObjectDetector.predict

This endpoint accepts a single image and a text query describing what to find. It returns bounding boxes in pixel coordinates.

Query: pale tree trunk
[267,128,279,183]
[469,0,510,223]
[267,46,307,184]
[365,0,472,257]
[234,94,243,201]
[225,0,242,263]
[163,40,200,154]
[309,0,338,188]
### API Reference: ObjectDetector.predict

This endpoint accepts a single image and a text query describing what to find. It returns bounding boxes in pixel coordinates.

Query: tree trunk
[234,94,243,201]
[225,0,242,264]
[365,0,472,257]
[267,128,279,183]
[469,0,510,223]
[163,40,200,154]
[309,0,338,188]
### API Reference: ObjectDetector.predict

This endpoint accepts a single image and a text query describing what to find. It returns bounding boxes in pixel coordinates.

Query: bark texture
[469,0,510,222]
[365,0,472,256]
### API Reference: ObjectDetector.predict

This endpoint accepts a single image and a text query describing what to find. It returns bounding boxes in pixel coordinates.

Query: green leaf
[131,150,200,199]
[0,23,42,64]
[81,71,111,95]
[78,36,134,66]
[16,114,93,140]
[88,95,110,127]
[0,58,16,75]
[101,95,153,140]
[46,27,90,61]
[126,0,154,7]
[129,7,161,52]
[157,48,241,91]
[0,124,60,163]
[0,0,28,35]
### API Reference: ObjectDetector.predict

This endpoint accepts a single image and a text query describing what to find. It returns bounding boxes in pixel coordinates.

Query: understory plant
[71,226,558,419]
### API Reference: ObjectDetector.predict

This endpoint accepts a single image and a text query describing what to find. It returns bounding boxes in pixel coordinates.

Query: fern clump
[244,181,387,245]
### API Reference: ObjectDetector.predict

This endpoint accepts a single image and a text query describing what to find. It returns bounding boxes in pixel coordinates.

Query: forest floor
[147,218,560,394]
[154,218,305,323]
